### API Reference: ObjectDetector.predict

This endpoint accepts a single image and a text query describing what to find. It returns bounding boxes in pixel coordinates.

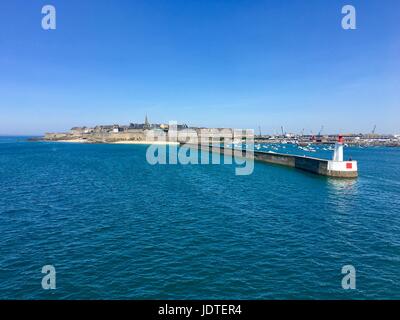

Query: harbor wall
[185,144,358,178]
[253,151,357,178]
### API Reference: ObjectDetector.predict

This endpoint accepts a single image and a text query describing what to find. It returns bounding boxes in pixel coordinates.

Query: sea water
[0,137,399,299]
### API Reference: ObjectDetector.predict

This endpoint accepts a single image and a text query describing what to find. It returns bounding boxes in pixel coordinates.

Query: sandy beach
[54,139,89,143]
[112,141,179,145]
[50,139,179,145]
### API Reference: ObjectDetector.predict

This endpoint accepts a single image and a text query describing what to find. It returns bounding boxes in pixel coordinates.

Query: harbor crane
[372,125,377,134]
[318,125,324,137]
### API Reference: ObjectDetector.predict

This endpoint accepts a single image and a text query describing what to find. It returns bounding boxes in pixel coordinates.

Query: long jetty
[185,144,358,178]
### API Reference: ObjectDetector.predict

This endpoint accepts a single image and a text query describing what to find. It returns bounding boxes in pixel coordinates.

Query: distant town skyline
[0,0,399,135]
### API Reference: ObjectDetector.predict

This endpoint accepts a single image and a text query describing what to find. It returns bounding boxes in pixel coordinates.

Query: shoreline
[52,139,88,143]
[46,139,179,145]
[112,141,179,145]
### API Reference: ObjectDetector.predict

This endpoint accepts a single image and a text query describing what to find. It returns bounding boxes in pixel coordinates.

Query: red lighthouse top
[338,135,344,143]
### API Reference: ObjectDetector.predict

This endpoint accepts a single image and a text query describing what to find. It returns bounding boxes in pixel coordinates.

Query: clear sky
[0,0,399,135]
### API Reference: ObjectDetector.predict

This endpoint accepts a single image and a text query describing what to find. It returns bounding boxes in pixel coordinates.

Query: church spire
[144,114,150,129]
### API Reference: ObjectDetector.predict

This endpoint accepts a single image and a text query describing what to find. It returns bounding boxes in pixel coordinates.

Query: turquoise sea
[0,137,399,299]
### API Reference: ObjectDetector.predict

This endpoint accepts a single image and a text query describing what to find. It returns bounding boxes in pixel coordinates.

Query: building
[112,125,121,133]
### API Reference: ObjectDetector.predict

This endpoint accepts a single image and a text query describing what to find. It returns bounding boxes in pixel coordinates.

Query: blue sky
[0,0,399,135]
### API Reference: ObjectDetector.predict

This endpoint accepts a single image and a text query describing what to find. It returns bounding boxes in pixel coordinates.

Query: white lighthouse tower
[333,135,344,162]
[327,134,358,177]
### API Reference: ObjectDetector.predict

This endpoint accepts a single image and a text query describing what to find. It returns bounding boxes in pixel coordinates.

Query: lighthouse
[326,135,358,177]
[333,135,344,162]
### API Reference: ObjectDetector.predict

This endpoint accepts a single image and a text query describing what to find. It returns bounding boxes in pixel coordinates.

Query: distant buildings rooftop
[70,115,189,134]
